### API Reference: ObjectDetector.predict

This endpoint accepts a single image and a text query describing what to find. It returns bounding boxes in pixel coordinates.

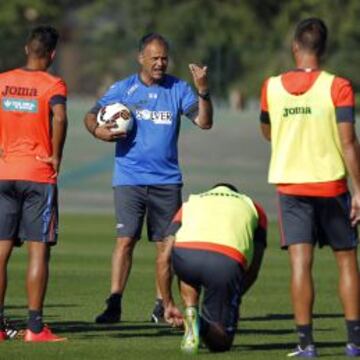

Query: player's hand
[36,155,60,179]
[94,123,127,142]
[164,303,183,328]
[350,192,360,226]
[188,63,209,93]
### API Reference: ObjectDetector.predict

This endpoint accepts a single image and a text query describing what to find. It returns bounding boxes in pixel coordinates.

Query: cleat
[287,344,318,357]
[95,297,121,324]
[0,330,7,342]
[181,307,200,354]
[95,308,120,324]
[346,343,360,357]
[24,326,66,342]
[3,318,18,339]
[150,300,164,324]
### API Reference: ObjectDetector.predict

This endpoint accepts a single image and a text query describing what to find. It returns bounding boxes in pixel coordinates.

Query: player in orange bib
[260,18,360,357]
[0,26,68,342]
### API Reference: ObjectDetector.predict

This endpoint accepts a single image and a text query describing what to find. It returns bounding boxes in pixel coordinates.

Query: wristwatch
[197,90,211,101]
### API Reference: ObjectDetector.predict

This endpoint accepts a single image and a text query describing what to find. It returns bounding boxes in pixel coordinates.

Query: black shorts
[172,247,244,335]
[0,180,58,245]
[114,184,182,241]
[278,192,358,250]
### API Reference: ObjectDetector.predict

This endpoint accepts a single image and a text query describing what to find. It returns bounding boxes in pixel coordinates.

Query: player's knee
[202,328,234,352]
[115,237,136,254]
[156,250,168,264]
[206,335,233,352]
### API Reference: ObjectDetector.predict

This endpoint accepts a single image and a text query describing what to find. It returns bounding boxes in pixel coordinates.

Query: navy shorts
[278,192,358,250]
[114,184,182,241]
[0,180,58,245]
[172,247,244,335]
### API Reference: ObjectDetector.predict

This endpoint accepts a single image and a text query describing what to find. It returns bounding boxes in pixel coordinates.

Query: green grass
[1,214,353,359]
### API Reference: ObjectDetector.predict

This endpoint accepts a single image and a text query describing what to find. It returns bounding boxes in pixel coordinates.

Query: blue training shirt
[96,74,198,186]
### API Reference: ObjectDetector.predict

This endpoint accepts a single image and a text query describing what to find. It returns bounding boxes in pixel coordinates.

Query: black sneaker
[346,343,360,357]
[287,344,318,357]
[150,299,164,323]
[95,297,121,324]
[2,318,19,339]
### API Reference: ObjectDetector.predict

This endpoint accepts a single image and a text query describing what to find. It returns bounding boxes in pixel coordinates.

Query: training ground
[1,101,356,359]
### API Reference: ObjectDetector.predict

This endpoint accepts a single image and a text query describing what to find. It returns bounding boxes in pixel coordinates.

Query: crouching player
[158,183,267,353]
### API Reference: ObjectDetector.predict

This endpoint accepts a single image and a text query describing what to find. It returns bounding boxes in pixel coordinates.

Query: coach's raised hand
[189,63,208,93]
[188,63,213,130]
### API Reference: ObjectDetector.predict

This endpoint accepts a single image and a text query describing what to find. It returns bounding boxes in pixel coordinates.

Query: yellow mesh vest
[267,71,346,184]
[175,187,259,266]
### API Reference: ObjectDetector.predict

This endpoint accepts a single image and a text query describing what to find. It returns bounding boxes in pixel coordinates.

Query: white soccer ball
[97,103,133,133]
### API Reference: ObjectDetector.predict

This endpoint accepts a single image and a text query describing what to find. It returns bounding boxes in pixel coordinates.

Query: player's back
[0,68,66,183]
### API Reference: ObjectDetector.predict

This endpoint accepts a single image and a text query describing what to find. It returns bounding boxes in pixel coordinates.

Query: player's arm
[189,64,213,129]
[261,123,271,141]
[157,235,183,327]
[158,209,183,326]
[37,103,68,178]
[157,237,176,305]
[84,110,124,142]
[338,123,360,226]
[240,203,267,297]
[260,79,271,141]
[52,102,68,171]
[334,77,360,226]
[36,83,68,177]
[84,82,126,142]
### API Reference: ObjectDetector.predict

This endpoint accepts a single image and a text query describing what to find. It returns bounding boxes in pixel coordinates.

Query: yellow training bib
[267,71,346,184]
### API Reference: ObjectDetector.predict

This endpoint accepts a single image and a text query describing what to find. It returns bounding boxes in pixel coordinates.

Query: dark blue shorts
[0,180,58,245]
[114,184,182,241]
[277,191,358,250]
[172,247,244,335]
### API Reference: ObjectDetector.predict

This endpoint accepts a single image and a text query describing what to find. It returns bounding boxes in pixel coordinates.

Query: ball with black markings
[97,103,133,133]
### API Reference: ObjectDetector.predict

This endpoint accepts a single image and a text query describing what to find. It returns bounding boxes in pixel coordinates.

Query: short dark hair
[26,25,59,58]
[138,33,169,53]
[212,183,239,193]
[294,18,327,57]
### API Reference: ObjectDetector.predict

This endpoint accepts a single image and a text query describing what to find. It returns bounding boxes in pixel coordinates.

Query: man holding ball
[84,33,213,324]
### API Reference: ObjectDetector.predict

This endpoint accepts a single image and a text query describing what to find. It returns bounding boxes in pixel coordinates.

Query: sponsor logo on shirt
[2,98,38,113]
[199,192,242,199]
[148,93,158,99]
[126,84,139,96]
[1,85,37,97]
[135,109,172,125]
[283,106,312,118]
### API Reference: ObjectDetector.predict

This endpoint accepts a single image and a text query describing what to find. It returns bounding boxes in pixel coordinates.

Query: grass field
[1,214,353,359]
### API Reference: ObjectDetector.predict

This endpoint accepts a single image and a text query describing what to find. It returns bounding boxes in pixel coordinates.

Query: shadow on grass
[234,340,345,353]
[241,313,343,322]
[236,328,293,336]
[47,321,182,339]
[6,304,79,310]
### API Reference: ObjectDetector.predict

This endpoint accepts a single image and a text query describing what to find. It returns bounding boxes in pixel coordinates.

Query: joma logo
[283,106,312,117]
[1,86,37,97]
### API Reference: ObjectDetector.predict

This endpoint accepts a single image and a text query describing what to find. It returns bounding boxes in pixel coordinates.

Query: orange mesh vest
[0,68,66,183]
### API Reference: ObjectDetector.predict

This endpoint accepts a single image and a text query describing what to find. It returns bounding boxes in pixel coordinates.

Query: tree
[1,0,359,100]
